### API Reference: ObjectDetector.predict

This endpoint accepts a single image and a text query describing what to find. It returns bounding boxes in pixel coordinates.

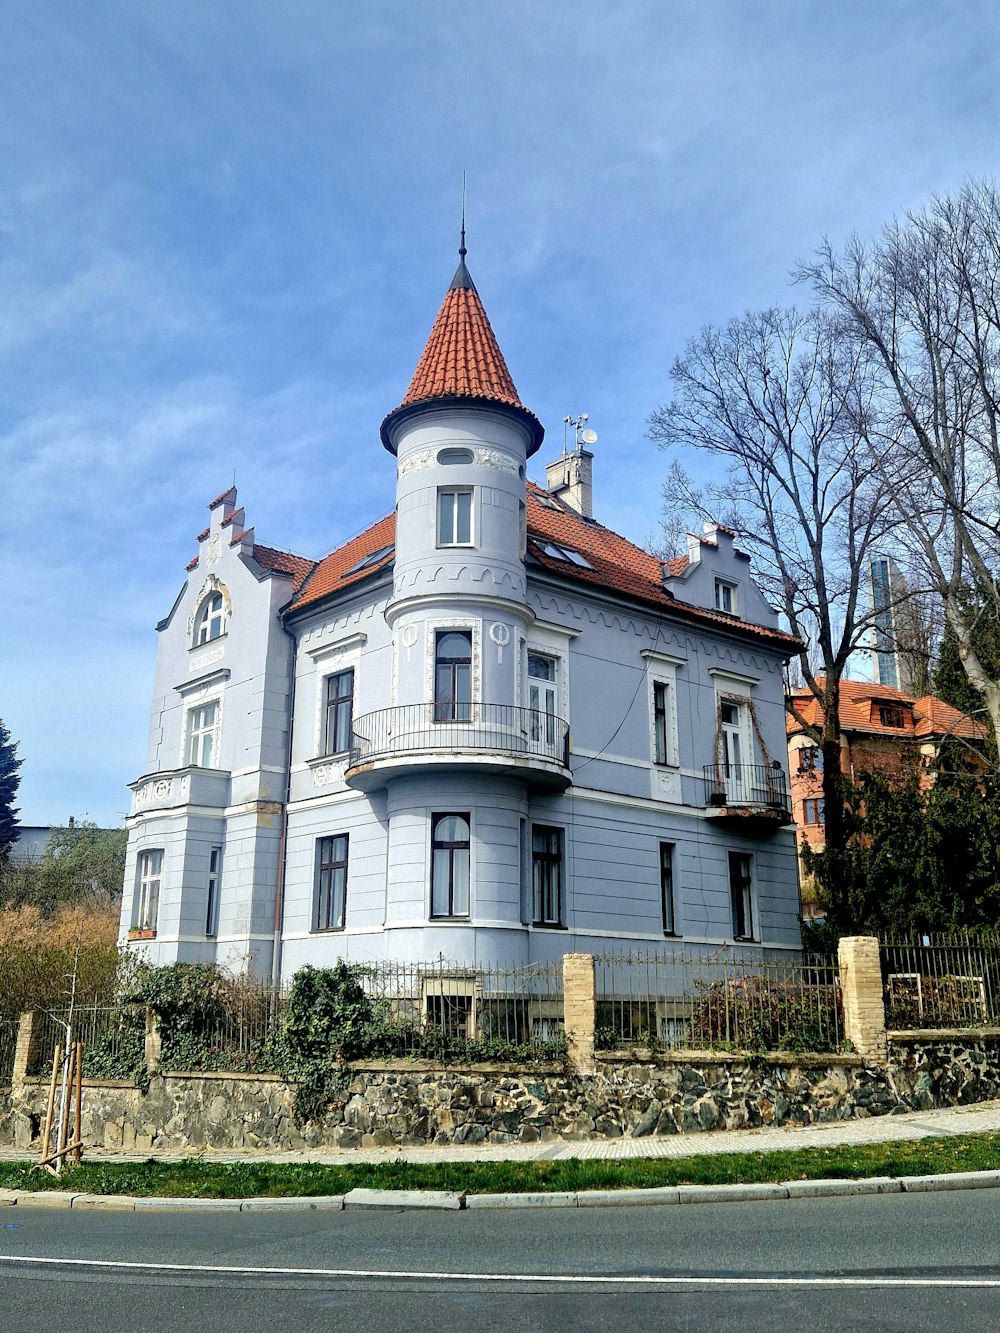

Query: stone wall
[4,1034,999,1154]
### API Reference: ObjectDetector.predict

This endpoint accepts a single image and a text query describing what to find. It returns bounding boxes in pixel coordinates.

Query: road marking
[0,1256,998,1288]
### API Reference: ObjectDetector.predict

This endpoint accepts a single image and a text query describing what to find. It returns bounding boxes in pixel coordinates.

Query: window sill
[531,922,566,930]
[429,915,471,922]
[731,935,758,944]
[662,932,682,939]
[128,929,157,941]
[190,633,228,651]
[306,752,349,766]
[311,926,346,934]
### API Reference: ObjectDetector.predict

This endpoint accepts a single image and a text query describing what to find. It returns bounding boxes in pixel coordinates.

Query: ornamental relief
[134,778,173,808]
[396,446,520,479]
[312,762,346,788]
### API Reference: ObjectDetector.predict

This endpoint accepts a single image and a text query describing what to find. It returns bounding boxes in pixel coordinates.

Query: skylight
[344,544,394,576]
[538,541,594,569]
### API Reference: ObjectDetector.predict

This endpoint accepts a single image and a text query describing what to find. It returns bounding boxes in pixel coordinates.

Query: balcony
[345,702,572,792]
[702,763,791,833]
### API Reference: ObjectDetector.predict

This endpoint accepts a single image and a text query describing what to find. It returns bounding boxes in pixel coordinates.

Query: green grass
[1,1132,999,1198]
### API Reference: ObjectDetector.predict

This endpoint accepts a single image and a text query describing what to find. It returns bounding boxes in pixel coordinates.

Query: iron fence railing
[348,703,570,771]
[882,935,1000,1029]
[702,763,789,810]
[27,1005,146,1080]
[0,1018,18,1086]
[354,959,566,1059]
[595,949,842,1053]
[158,985,284,1074]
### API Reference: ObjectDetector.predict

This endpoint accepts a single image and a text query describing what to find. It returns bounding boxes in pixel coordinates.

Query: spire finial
[459,171,467,259]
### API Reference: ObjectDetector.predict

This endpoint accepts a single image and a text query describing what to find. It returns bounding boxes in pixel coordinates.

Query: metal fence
[349,703,571,771]
[595,949,843,1054]
[0,1018,18,1086]
[354,959,566,1060]
[158,985,284,1074]
[27,1005,146,1080]
[702,763,789,810]
[882,935,1000,1029]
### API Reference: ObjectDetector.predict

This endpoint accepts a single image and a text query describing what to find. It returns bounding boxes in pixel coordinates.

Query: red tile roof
[786,678,985,741]
[400,282,522,411]
[285,485,795,647]
[253,544,316,595]
[208,486,236,510]
[290,514,395,611]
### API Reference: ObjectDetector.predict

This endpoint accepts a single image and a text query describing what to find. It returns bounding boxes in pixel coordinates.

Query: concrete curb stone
[133,1197,243,1211]
[240,1196,345,1212]
[344,1188,464,1211]
[577,1187,681,1207]
[466,1192,578,1209]
[677,1183,790,1204]
[784,1177,902,1198]
[71,1194,139,1211]
[901,1170,1000,1192]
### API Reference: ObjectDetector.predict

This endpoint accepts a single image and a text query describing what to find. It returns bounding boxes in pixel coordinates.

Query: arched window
[194,591,226,645]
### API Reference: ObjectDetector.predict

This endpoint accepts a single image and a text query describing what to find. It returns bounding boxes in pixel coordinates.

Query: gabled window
[323,669,355,755]
[660,841,677,935]
[431,814,471,918]
[314,834,349,931]
[132,849,163,932]
[194,591,226,645]
[531,825,563,927]
[434,631,472,722]
[186,701,219,767]
[729,851,754,941]
[714,579,739,615]
[206,846,222,936]
[437,488,474,546]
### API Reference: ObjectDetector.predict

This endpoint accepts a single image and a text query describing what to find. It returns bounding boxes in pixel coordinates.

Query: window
[323,669,354,754]
[434,631,472,722]
[132,849,163,932]
[205,846,222,936]
[802,798,825,826]
[660,841,677,935]
[878,704,905,728]
[714,579,739,615]
[437,447,473,465]
[653,681,671,765]
[537,540,594,569]
[344,545,394,576]
[798,745,823,772]
[194,591,225,645]
[532,825,563,927]
[314,834,349,931]
[719,700,744,771]
[186,701,219,767]
[528,653,557,745]
[437,488,473,546]
[431,814,471,918]
[728,851,754,941]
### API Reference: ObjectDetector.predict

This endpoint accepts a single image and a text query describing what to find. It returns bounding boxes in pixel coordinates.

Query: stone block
[71,1195,139,1211]
[577,1187,681,1207]
[465,1192,577,1209]
[677,1183,790,1205]
[784,1177,902,1198]
[344,1189,464,1210]
[240,1196,345,1211]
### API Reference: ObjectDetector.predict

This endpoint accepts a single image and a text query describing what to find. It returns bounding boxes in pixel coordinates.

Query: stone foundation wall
[2,1034,998,1154]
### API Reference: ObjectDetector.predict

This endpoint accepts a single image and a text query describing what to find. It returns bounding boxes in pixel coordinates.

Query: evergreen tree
[0,719,22,865]
[934,598,1000,724]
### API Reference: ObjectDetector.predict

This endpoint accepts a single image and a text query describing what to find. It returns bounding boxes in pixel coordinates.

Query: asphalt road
[1,1190,998,1331]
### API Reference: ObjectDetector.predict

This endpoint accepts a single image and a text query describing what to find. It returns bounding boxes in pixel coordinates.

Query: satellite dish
[580,428,598,446]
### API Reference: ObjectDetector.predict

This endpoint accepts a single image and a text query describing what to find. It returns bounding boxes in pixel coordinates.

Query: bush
[687,974,843,1054]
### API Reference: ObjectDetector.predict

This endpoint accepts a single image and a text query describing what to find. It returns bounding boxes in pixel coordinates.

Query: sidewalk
[4,1098,1000,1167]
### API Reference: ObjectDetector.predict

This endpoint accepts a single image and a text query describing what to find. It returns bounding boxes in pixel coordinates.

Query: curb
[2,1170,1000,1212]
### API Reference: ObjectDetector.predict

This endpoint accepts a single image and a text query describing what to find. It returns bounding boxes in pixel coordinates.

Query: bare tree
[802,181,1000,752]
[648,307,896,923]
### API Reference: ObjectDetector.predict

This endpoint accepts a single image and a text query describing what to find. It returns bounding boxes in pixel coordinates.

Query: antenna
[460,171,467,259]
[563,414,597,455]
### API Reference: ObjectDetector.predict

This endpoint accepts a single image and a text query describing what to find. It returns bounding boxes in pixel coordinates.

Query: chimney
[545,446,594,519]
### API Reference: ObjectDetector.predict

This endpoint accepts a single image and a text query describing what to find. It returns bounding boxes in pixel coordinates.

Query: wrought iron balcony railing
[348,702,570,771]
[702,763,789,812]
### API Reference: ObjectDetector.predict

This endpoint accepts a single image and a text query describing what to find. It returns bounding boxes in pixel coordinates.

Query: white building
[121,246,802,978]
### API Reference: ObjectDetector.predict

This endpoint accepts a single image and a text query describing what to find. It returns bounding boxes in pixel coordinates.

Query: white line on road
[0,1255,998,1289]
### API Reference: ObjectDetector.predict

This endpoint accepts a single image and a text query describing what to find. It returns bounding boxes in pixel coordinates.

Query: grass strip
[0,1132,998,1199]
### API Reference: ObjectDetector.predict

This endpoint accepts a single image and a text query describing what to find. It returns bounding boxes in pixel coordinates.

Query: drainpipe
[271,620,298,996]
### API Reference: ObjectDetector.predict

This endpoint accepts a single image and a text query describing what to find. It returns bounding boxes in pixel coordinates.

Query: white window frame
[132,849,163,932]
[714,578,740,616]
[437,487,475,547]
[194,590,226,645]
[185,698,221,768]
[430,812,472,919]
[527,652,559,747]
[322,667,355,756]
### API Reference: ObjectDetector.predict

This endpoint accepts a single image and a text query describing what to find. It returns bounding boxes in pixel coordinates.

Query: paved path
[4,1098,1000,1167]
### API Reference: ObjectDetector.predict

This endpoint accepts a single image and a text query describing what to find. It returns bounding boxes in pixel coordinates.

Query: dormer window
[714,579,739,616]
[878,704,905,728]
[194,591,226,645]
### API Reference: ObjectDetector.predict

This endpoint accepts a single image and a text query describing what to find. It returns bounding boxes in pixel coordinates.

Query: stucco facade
[121,251,803,976]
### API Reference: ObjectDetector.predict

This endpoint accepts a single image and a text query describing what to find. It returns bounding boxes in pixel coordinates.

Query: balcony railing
[702,763,789,812]
[348,702,570,771]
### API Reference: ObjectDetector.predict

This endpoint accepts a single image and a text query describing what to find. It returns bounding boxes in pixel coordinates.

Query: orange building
[786,679,986,916]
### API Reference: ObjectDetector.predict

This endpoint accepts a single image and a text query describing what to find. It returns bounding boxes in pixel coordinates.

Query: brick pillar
[144,1007,161,1076]
[838,935,887,1061]
[563,953,596,1076]
[11,1010,38,1091]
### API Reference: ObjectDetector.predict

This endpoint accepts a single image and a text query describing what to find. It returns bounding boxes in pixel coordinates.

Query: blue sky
[3,0,1000,826]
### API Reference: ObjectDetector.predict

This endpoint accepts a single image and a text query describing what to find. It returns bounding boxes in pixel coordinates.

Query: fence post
[11,1010,38,1091]
[838,935,887,1061]
[144,1007,161,1077]
[563,953,596,1076]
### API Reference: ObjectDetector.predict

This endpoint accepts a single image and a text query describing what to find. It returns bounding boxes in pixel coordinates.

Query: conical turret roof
[380,251,544,454]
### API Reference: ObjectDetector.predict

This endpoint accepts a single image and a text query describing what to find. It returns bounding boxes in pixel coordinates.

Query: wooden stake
[40,1044,61,1167]
[74,1042,83,1165]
